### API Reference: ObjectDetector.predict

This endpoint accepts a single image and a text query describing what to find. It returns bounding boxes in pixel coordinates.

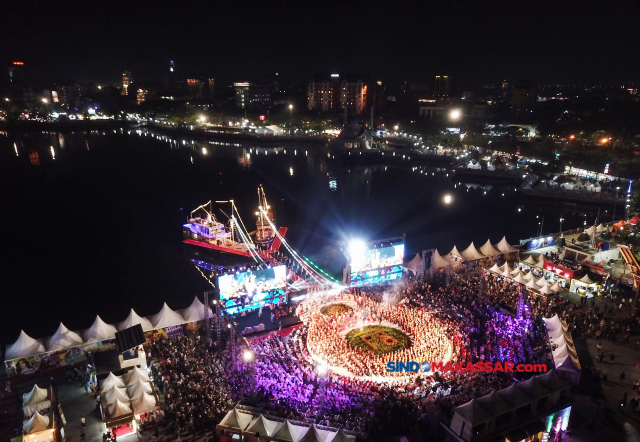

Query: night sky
[2,0,640,88]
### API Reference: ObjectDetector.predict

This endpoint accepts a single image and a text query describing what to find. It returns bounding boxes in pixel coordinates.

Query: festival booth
[494,236,520,261]
[543,315,581,384]
[569,274,601,297]
[5,331,46,360]
[22,411,55,442]
[460,242,486,262]
[46,323,84,352]
[148,303,186,330]
[448,370,573,442]
[117,309,154,332]
[103,399,135,438]
[479,240,502,267]
[23,385,52,416]
[217,407,255,440]
[431,249,452,270]
[180,296,208,322]
[83,316,118,345]
[542,261,574,289]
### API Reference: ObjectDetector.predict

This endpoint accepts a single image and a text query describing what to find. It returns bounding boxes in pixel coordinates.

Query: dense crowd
[143,270,568,440]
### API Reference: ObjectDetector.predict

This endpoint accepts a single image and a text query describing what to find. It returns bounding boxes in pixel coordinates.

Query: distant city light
[600,137,609,144]
[41,98,48,103]
[450,109,461,120]
[443,194,452,204]
[202,147,207,155]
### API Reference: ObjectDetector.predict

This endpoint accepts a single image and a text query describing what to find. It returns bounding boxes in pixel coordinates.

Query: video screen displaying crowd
[145,272,553,440]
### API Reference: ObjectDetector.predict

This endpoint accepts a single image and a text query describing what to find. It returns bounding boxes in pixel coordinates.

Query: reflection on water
[0,127,601,341]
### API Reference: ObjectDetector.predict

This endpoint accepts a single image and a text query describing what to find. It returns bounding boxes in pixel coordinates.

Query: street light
[443,194,452,205]
[450,109,461,121]
[41,98,48,104]
[289,104,293,126]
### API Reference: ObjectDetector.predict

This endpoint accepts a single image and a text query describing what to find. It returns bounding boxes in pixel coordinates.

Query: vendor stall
[23,385,52,416]
[569,274,601,297]
[22,411,55,442]
[542,261,575,288]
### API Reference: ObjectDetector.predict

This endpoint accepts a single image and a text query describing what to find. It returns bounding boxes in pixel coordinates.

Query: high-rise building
[434,75,451,97]
[5,61,34,110]
[234,82,272,109]
[206,78,215,99]
[307,73,369,114]
[122,71,132,96]
[187,79,204,99]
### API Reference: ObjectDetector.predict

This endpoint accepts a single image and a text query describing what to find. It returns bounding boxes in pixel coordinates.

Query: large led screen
[349,244,404,286]
[218,265,287,300]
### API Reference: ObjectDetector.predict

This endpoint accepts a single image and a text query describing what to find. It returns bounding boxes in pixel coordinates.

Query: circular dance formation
[302,292,454,379]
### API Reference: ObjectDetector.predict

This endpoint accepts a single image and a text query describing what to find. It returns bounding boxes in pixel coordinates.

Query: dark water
[0,128,597,344]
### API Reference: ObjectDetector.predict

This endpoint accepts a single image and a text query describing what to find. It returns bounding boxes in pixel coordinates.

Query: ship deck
[183,226,288,258]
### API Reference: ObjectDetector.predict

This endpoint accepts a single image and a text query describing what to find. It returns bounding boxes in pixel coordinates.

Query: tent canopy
[245,414,283,437]
[107,398,133,419]
[272,420,309,442]
[460,242,486,260]
[451,398,493,425]
[131,392,158,415]
[405,253,422,274]
[103,386,130,405]
[117,309,154,332]
[149,302,185,329]
[23,411,51,434]
[432,249,451,269]
[523,255,538,266]
[479,239,501,257]
[497,383,532,408]
[579,274,596,284]
[23,385,49,406]
[125,367,150,384]
[495,236,519,253]
[83,315,117,344]
[181,296,208,322]
[100,372,126,392]
[476,391,512,416]
[5,330,46,360]
[47,323,84,351]
[489,263,502,273]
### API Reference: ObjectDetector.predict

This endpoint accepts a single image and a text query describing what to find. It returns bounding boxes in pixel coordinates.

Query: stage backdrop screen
[350,243,404,286]
[218,265,287,301]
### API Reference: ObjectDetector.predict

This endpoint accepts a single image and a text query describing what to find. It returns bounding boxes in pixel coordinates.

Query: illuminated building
[6,61,35,110]
[122,70,132,96]
[187,79,204,99]
[307,73,369,114]
[137,89,148,105]
[234,82,272,109]
[435,75,451,97]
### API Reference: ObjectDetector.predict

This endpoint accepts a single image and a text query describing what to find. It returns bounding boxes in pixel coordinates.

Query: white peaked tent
[501,267,512,278]
[5,330,45,360]
[523,255,538,266]
[272,420,310,442]
[448,246,464,260]
[149,303,185,329]
[550,282,562,293]
[522,272,534,282]
[489,263,502,273]
[100,372,125,393]
[404,253,422,275]
[579,274,596,284]
[510,267,521,276]
[585,226,595,236]
[103,386,130,405]
[525,278,540,291]
[536,277,549,288]
[537,254,546,265]
[479,240,502,257]
[131,391,158,415]
[107,398,133,419]
[47,323,84,351]
[218,408,255,434]
[127,378,153,397]
[543,315,563,331]
[181,296,208,322]
[245,414,283,438]
[117,309,154,332]
[125,367,150,384]
[23,411,51,434]
[299,426,337,442]
[460,242,486,260]
[450,398,493,439]
[331,430,357,442]
[432,249,451,269]
[23,385,51,416]
[512,272,526,284]
[83,315,117,344]
[494,236,519,253]
[596,223,607,233]
[538,284,552,296]
[500,263,510,272]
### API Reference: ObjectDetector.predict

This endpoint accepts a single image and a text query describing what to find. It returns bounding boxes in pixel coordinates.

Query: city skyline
[2,0,640,88]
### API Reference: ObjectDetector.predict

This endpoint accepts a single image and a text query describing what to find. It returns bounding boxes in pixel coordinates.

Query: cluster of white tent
[584,223,610,236]
[99,367,159,423]
[5,297,209,361]
[542,315,581,383]
[22,385,55,442]
[431,237,520,270]
[449,369,573,442]
[487,260,563,296]
[217,405,357,442]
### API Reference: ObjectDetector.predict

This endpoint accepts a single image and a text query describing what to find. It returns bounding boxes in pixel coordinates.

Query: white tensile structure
[83,315,117,344]
[46,323,84,351]
[124,366,150,384]
[148,302,186,329]
[217,406,358,442]
[494,236,519,254]
[103,386,130,405]
[100,372,125,393]
[22,385,51,416]
[107,398,133,420]
[117,309,154,332]
[522,255,538,266]
[180,296,208,322]
[432,249,452,269]
[460,242,485,261]
[404,253,423,275]
[23,411,51,434]
[479,239,501,257]
[5,330,46,360]
[131,391,158,415]
[543,315,581,383]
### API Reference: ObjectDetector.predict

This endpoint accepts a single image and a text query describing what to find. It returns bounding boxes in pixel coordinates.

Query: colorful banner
[4,345,86,377]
